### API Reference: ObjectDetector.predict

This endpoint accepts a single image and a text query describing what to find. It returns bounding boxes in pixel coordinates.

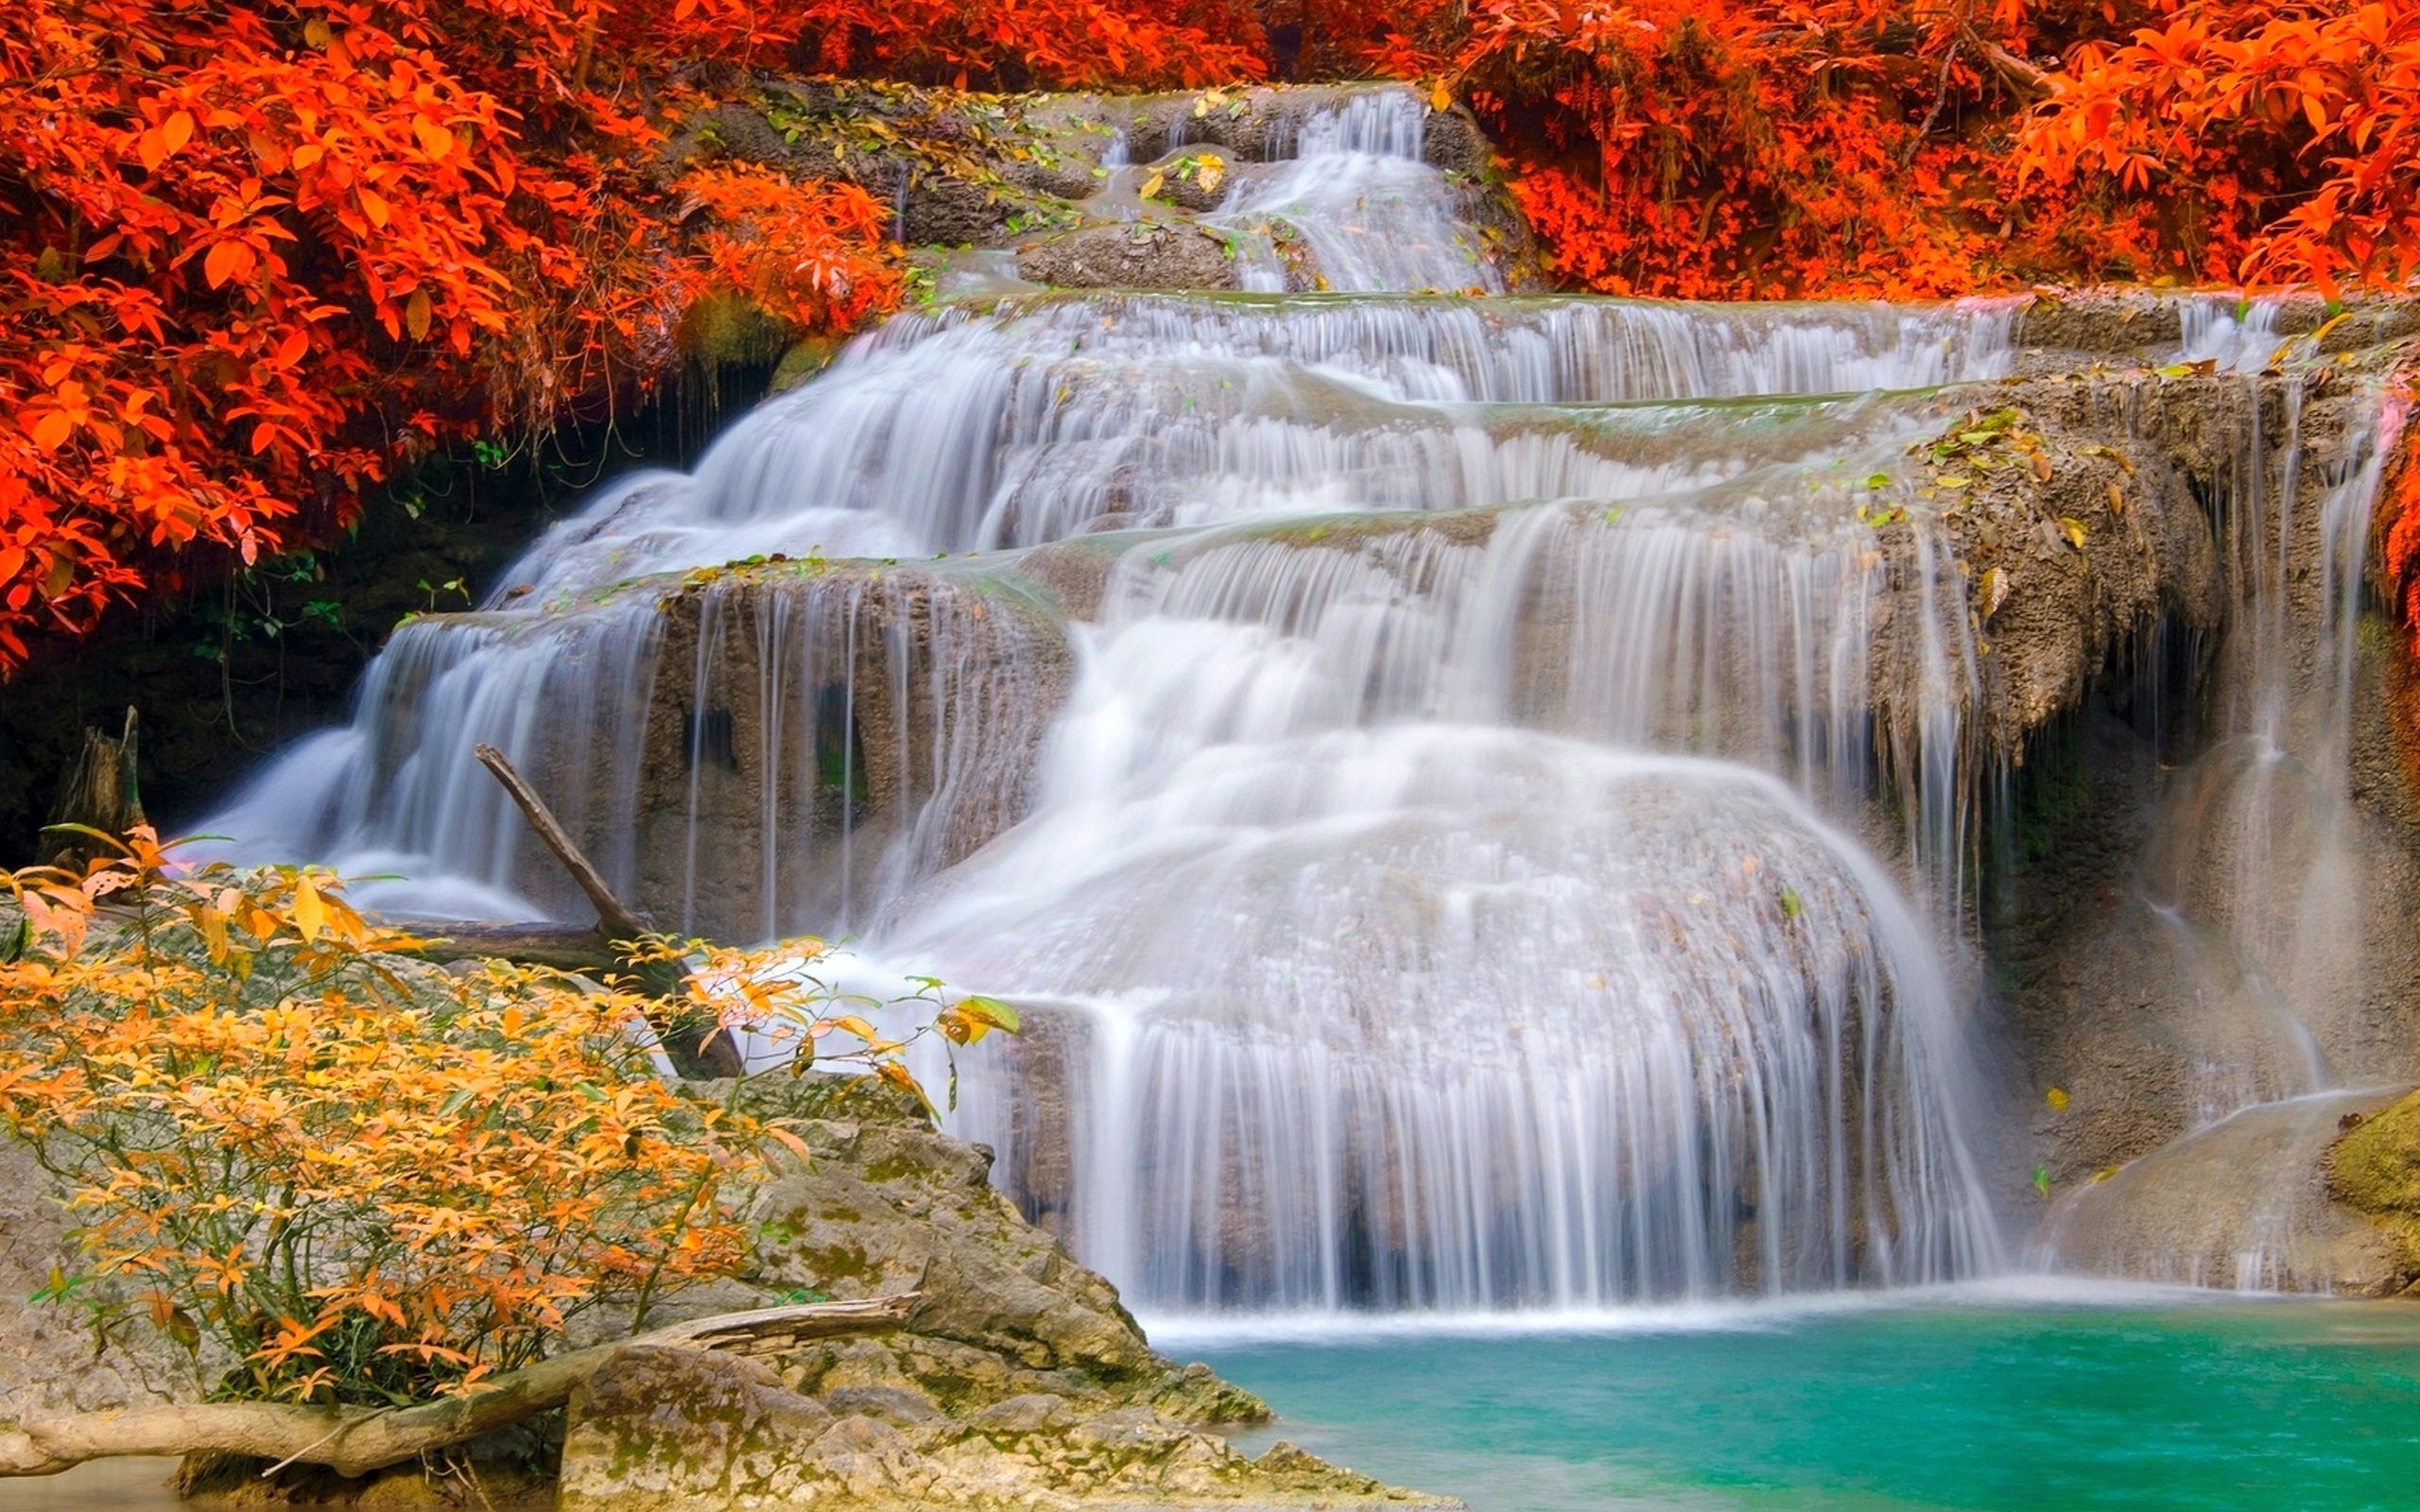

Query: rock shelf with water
[151,62,2420,1422]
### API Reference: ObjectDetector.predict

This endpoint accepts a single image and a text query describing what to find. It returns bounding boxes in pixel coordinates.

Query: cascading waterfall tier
[221,90,2420,1314]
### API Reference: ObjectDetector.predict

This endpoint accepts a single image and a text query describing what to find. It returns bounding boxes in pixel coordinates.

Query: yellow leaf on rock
[2046,1087,2069,1111]
[1140,170,1165,200]
[2105,480,2126,517]
[1430,80,1453,112]
[1194,155,1224,193]
[1979,565,2010,620]
[2058,516,2087,551]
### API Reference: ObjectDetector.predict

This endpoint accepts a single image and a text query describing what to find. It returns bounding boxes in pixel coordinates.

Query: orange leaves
[670,163,904,339]
[2017,0,2420,285]
[0,838,1004,1406]
[785,0,1266,91]
[136,111,198,173]
[0,847,777,1405]
[0,0,908,678]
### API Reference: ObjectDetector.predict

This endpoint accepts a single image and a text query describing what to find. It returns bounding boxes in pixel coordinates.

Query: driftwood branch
[383,746,739,1076]
[474,743,653,941]
[0,1294,920,1481]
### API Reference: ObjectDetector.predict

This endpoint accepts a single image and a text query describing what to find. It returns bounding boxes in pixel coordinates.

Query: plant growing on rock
[0,828,1003,1407]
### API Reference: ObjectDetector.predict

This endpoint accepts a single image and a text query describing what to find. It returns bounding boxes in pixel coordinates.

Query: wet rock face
[2039,1089,2415,1294]
[607,561,1076,939]
[1974,309,2420,1277]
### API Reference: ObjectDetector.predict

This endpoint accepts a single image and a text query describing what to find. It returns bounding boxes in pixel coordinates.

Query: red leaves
[9,0,2412,678]
[0,0,915,675]
[2017,0,2420,286]
[1370,0,2420,298]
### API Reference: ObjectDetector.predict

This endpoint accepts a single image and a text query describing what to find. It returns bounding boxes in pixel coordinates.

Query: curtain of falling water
[196,84,2098,1313]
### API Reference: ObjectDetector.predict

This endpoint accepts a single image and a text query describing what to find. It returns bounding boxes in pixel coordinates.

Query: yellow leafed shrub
[0,828,1002,1406]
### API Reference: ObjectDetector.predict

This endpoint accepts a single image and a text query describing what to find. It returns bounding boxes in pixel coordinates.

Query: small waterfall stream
[199,86,2407,1313]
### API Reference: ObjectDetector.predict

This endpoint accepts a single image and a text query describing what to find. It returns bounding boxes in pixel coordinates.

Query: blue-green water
[1177,1285,2420,1512]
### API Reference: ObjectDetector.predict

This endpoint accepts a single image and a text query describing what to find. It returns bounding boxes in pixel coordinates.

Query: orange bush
[0,830,1005,1404]
[2015,1,2420,288]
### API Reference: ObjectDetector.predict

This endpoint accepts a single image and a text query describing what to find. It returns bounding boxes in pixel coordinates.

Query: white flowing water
[201,90,2398,1314]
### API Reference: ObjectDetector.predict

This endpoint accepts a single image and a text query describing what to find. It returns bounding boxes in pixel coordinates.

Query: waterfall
[207,85,2376,1315]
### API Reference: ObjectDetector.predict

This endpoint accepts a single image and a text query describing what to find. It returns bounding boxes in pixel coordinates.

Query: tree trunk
[43,708,145,867]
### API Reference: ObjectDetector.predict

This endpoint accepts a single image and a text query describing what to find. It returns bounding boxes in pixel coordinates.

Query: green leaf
[956,995,1021,1034]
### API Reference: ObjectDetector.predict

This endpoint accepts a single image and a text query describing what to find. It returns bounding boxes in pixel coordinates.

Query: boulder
[1015,223,1245,293]
[556,1344,1446,1512]
[551,1075,1454,1511]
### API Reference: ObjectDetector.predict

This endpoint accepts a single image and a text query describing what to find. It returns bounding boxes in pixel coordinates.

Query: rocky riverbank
[0,1073,1450,1510]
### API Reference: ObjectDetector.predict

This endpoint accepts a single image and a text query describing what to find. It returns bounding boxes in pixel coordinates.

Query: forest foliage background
[4,0,2417,672]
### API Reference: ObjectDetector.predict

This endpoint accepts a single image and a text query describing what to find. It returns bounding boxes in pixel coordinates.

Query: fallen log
[400,920,638,974]
[0,1293,920,1480]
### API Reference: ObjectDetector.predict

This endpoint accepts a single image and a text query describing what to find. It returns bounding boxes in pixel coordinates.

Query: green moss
[797,1241,875,1282]
[678,291,795,375]
[2328,1091,2420,1280]
[770,336,842,392]
[2331,1091,2420,1214]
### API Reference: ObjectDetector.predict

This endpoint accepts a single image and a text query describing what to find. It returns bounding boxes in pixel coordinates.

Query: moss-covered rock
[2327,1090,2420,1292]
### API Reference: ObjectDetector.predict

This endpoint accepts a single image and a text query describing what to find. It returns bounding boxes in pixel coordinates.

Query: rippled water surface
[1178,1287,2420,1512]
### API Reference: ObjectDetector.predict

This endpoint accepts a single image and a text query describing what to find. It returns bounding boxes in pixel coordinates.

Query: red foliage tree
[8,0,2419,674]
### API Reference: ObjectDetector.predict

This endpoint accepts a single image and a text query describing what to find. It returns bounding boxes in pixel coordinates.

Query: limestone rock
[2038,1088,2415,1293]
[2327,1089,2420,1292]
[1016,223,1245,293]
[556,1329,1454,1512]
[0,1139,207,1417]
